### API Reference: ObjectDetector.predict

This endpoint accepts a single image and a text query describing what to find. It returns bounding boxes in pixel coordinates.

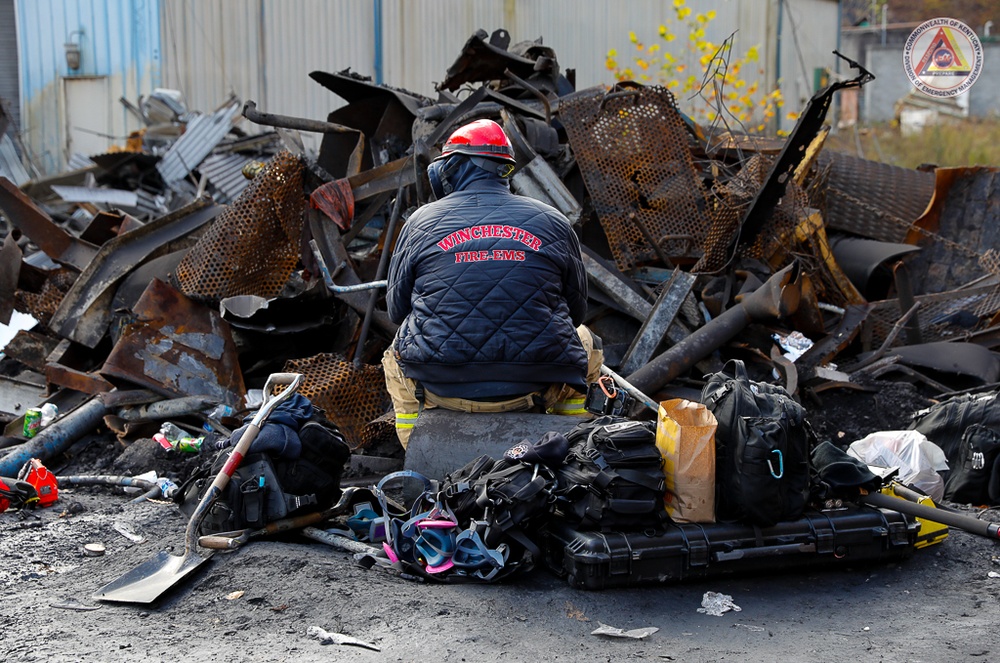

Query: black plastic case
[543,505,918,590]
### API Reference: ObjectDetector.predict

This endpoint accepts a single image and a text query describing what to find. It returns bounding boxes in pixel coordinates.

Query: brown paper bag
[656,398,717,523]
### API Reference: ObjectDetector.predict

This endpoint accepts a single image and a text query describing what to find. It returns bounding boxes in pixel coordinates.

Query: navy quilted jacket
[386,159,588,396]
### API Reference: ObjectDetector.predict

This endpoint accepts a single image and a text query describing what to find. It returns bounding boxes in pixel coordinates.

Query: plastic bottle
[159,422,204,453]
[159,422,186,441]
[39,403,59,427]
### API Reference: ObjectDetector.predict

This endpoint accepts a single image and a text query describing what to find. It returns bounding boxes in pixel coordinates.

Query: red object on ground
[21,460,58,507]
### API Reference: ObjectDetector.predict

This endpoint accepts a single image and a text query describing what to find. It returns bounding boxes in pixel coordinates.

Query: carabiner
[768,449,784,479]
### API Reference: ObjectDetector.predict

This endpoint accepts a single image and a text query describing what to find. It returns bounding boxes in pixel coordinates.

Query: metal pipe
[626,262,803,395]
[242,100,357,135]
[115,396,217,422]
[309,240,387,293]
[58,475,157,491]
[861,491,1000,540]
[0,397,109,475]
[354,182,405,365]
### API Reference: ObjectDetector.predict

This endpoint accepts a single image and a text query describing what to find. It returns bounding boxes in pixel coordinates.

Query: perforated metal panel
[560,85,712,272]
[16,269,77,327]
[174,151,305,303]
[283,353,391,450]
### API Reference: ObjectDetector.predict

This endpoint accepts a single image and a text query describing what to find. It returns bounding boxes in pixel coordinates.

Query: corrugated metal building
[14,0,160,174]
[12,0,840,175]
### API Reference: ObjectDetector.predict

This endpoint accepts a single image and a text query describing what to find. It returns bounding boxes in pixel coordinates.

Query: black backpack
[701,359,811,526]
[552,416,667,531]
[943,424,1000,506]
[179,416,351,535]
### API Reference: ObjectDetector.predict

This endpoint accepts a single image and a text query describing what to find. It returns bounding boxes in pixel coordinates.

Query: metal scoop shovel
[94,372,303,604]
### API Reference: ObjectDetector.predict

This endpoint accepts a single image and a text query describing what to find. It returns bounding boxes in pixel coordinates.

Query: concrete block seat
[403,409,583,480]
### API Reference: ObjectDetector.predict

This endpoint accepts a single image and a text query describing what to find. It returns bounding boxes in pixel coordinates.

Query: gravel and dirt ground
[3,379,1000,663]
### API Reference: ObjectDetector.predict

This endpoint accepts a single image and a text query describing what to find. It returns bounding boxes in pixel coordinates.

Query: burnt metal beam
[619,268,697,376]
[0,232,21,324]
[729,52,874,257]
[0,176,98,271]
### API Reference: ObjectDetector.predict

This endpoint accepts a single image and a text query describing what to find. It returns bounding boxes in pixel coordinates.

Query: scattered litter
[82,543,105,557]
[112,522,146,544]
[225,590,245,601]
[591,623,659,639]
[50,600,101,611]
[733,623,765,632]
[697,591,742,616]
[307,625,380,651]
[773,331,814,362]
[989,571,1000,579]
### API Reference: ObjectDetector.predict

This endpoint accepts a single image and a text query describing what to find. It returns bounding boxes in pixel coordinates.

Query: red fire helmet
[438,119,516,164]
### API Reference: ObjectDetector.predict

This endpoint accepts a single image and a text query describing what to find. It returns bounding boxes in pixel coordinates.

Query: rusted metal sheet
[0,176,99,270]
[101,278,245,408]
[818,151,936,243]
[175,152,305,304]
[2,330,59,373]
[49,199,220,348]
[346,157,416,203]
[561,84,712,272]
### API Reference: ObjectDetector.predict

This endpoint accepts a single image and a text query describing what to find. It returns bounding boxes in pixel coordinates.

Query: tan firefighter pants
[382,325,604,448]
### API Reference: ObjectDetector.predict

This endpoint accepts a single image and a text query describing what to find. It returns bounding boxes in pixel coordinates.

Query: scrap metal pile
[1,29,999,474]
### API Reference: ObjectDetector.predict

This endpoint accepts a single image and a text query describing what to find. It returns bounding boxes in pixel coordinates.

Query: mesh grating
[283,353,391,451]
[815,151,935,243]
[560,85,713,272]
[174,151,305,303]
[865,284,1000,349]
[15,268,77,327]
[695,154,809,275]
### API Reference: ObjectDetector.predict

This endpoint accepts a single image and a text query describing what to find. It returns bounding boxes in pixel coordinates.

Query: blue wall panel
[17,0,160,173]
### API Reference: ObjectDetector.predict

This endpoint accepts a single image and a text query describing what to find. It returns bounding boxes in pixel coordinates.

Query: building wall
[17,0,840,174]
[15,0,160,173]
[1,0,20,130]
[161,0,838,142]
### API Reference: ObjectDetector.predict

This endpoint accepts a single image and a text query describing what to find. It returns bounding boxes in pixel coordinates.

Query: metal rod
[600,365,659,413]
[354,181,405,365]
[626,262,802,395]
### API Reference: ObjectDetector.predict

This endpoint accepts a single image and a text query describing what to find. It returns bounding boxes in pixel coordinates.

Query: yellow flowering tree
[606,0,790,134]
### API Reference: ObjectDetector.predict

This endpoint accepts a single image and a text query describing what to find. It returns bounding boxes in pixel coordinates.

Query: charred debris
[1,29,999,477]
